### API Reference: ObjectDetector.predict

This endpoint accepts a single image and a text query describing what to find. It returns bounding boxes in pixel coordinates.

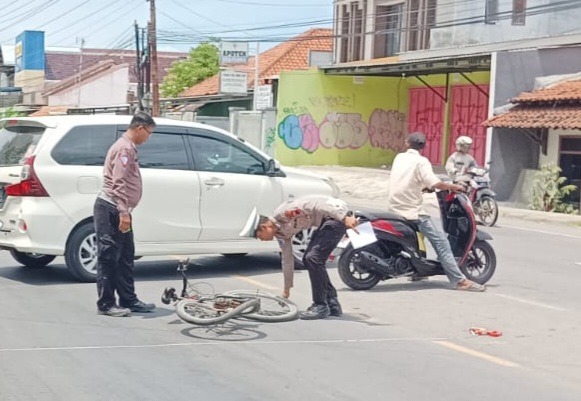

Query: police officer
[253,195,358,320]
[94,112,156,317]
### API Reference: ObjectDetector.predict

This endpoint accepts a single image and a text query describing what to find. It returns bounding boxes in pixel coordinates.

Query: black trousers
[302,218,346,305]
[94,198,137,311]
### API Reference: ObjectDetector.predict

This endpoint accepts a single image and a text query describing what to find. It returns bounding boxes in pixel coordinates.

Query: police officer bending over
[251,195,358,320]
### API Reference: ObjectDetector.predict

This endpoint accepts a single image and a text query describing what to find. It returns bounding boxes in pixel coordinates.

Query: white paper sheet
[346,221,377,249]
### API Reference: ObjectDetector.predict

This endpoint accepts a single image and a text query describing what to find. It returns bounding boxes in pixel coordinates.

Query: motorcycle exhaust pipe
[358,251,394,277]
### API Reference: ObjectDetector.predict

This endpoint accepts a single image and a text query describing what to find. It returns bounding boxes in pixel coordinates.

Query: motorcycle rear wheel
[338,244,382,290]
[461,240,496,284]
[475,195,498,227]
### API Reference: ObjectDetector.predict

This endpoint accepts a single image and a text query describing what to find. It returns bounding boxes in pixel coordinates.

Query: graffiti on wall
[278,105,407,154]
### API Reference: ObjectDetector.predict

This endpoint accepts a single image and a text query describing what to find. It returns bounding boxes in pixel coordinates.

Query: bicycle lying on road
[161,258,299,326]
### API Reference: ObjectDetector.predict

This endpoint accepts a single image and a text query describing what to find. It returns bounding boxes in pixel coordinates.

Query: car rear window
[0,124,45,166]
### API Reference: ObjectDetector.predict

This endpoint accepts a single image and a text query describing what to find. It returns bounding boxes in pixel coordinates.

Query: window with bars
[373,0,436,58]
[485,0,499,24]
[512,0,527,26]
[338,1,366,63]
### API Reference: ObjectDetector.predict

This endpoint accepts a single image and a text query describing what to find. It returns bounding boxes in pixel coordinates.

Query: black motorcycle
[337,190,496,291]
[464,165,498,227]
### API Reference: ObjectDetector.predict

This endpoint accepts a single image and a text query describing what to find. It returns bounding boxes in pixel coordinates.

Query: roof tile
[483,105,581,129]
[512,79,581,103]
[179,28,333,97]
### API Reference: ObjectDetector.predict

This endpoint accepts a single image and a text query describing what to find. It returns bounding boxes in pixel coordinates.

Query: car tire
[65,222,98,283]
[10,250,56,268]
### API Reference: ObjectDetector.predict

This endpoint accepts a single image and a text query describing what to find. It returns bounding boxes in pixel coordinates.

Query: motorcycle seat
[353,210,419,231]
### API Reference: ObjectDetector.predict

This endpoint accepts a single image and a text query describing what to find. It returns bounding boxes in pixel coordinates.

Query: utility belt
[97,191,133,213]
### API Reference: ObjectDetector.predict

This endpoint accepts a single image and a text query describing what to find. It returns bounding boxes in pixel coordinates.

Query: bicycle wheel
[175,296,259,326]
[224,290,299,323]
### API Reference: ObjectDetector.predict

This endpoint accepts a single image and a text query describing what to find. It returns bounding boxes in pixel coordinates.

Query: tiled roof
[43,60,127,96]
[179,28,333,97]
[512,79,581,103]
[29,105,69,117]
[45,48,188,83]
[483,105,581,130]
[483,78,581,129]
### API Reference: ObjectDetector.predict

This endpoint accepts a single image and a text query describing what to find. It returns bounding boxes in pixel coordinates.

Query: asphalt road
[0,213,580,400]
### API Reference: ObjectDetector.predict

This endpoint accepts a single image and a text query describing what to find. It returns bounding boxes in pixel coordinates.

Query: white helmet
[456,135,473,152]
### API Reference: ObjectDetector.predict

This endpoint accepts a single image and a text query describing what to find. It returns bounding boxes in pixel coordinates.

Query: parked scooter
[337,188,496,291]
[459,163,498,227]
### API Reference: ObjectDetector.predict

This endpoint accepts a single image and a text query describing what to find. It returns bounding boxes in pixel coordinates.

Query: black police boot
[328,297,342,317]
[299,303,330,320]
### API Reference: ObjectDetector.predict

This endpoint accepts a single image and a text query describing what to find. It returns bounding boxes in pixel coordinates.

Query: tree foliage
[160,43,220,98]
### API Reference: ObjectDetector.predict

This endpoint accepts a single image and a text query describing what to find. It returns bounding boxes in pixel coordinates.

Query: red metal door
[408,86,446,164]
[449,85,489,165]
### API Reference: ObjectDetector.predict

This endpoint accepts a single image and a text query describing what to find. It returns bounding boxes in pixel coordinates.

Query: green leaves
[160,43,220,98]
[529,162,578,214]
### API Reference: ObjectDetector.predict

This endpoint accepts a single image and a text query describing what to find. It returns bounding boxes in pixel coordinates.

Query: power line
[155,0,581,44]
[34,0,93,29]
[0,0,62,36]
[209,0,338,7]
[47,0,129,40]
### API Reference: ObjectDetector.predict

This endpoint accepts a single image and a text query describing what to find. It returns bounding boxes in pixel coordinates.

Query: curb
[498,205,581,226]
[298,165,581,227]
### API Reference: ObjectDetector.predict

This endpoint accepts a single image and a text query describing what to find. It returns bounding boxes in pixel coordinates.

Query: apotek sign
[220,42,249,65]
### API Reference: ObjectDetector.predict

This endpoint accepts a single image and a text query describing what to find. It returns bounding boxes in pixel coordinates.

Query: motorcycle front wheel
[337,244,382,290]
[475,195,498,227]
[461,240,496,284]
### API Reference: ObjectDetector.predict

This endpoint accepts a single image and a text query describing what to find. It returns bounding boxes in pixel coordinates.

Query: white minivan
[0,115,339,281]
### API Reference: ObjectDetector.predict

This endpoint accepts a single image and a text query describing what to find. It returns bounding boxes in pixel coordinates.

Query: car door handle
[204,178,225,187]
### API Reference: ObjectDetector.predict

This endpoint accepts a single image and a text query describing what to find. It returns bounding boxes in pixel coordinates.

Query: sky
[0,0,334,53]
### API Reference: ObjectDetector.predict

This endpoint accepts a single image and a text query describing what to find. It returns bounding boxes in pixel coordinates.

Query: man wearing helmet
[446,135,477,178]
[387,132,485,292]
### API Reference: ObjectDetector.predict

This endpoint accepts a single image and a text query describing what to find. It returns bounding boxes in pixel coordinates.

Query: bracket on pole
[413,74,448,102]
[459,72,489,98]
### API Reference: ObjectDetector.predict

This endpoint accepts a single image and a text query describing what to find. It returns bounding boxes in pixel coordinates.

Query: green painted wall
[275,69,490,167]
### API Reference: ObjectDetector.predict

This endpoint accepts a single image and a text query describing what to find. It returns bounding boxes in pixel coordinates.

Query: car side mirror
[266,159,281,176]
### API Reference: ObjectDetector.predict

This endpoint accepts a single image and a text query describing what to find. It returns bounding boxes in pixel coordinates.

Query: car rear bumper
[0,197,72,255]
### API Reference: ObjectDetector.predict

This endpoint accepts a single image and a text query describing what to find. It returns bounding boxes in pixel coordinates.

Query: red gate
[449,85,490,165]
[408,86,447,164]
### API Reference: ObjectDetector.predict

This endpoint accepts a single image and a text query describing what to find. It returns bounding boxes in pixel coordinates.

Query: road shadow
[180,321,268,342]
[0,253,282,287]
[133,253,282,282]
[337,280,453,293]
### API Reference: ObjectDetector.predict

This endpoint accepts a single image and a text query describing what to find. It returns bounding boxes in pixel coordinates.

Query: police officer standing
[252,195,358,320]
[94,112,157,317]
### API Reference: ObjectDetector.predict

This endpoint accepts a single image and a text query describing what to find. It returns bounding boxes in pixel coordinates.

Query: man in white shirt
[387,132,485,292]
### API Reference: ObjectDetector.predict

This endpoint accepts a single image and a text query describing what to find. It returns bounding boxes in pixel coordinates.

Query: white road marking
[0,337,449,353]
[502,225,581,239]
[494,293,568,312]
[434,340,520,368]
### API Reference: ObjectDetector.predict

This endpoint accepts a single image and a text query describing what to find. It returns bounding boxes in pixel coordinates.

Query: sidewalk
[297,165,581,227]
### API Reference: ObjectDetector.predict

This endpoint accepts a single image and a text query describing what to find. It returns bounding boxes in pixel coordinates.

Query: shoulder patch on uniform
[120,154,128,166]
[325,198,346,210]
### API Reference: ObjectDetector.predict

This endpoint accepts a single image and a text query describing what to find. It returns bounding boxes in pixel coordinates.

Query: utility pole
[253,42,260,111]
[134,21,143,111]
[147,0,160,116]
[77,37,85,107]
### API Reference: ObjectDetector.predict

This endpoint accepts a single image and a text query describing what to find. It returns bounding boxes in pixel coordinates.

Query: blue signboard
[14,31,45,73]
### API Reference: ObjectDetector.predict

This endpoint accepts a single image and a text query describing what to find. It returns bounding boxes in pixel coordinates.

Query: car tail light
[4,156,49,197]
